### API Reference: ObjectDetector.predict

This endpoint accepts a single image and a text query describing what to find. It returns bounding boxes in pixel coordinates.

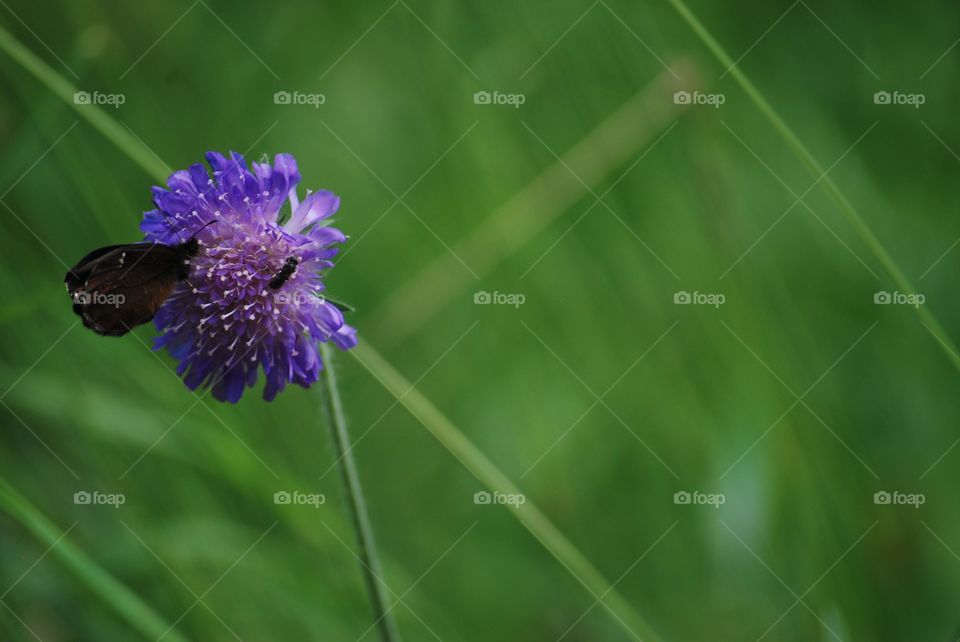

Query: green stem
[319,343,400,642]
[0,477,189,642]
[667,0,960,373]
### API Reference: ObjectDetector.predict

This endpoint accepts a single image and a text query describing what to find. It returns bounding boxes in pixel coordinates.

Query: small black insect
[64,223,213,337]
[269,256,299,290]
[268,256,355,313]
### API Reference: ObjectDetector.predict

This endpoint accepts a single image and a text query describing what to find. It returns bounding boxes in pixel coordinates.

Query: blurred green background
[1,0,959,639]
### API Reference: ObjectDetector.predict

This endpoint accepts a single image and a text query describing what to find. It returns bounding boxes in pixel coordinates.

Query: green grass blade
[371,62,699,346]
[0,477,190,642]
[667,0,960,373]
[0,24,168,182]
[351,342,664,642]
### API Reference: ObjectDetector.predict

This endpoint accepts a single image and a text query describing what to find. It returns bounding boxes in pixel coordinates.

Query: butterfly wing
[65,243,184,336]
[65,244,138,292]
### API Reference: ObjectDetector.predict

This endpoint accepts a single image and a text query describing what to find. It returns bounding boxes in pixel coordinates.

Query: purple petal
[286,190,339,232]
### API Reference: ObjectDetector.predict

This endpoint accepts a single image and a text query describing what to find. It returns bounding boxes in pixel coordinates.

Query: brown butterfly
[64,228,208,336]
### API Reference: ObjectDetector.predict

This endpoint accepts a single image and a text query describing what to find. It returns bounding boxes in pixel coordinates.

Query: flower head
[141,151,357,402]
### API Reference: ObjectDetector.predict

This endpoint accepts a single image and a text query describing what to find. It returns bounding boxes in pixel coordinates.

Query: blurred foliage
[1,0,960,640]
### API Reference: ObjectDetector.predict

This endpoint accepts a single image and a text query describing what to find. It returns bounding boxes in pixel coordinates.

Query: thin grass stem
[667,0,960,373]
[0,25,168,182]
[320,343,401,642]
[0,476,190,642]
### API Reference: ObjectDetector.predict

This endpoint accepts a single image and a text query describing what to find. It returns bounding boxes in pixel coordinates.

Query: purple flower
[141,151,357,402]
